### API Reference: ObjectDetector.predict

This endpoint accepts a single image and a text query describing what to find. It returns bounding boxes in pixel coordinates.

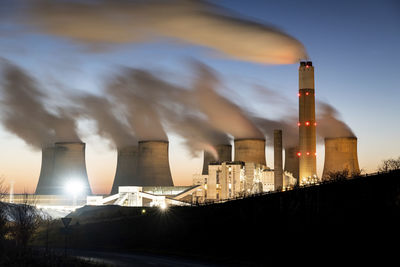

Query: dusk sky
[0,0,399,194]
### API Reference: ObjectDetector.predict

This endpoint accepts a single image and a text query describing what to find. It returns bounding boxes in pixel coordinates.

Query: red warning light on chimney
[297,122,301,126]
[305,121,310,126]
[297,152,301,157]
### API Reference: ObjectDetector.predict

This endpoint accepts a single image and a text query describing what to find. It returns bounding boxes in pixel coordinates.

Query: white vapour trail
[24,0,307,64]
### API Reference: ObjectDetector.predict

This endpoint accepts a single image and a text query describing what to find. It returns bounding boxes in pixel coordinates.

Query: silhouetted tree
[378,157,400,172]
[324,169,349,181]
[7,193,41,251]
[0,178,8,252]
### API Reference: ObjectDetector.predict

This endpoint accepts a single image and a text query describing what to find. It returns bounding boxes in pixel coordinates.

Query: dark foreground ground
[33,170,400,265]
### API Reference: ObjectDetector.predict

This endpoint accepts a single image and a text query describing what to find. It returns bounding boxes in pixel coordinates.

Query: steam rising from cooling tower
[194,62,264,140]
[317,102,356,140]
[0,60,80,149]
[24,0,307,64]
[78,95,137,148]
[202,144,232,175]
[322,137,360,179]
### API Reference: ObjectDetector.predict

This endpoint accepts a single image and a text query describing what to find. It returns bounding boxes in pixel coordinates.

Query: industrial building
[193,160,296,203]
[9,60,360,212]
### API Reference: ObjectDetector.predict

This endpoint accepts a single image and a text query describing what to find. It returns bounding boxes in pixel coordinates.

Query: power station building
[193,161,296,203]
[9,60,361,212]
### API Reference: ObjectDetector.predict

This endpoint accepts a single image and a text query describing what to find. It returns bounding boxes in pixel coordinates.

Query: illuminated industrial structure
[193,160,296,203]
[322,137,360,179]
[35,142,92,196]
[298,61,317,184]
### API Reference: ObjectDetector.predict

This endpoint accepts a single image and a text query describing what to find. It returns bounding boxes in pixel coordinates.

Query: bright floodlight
[65,179,84,195]
[159,202,167,210]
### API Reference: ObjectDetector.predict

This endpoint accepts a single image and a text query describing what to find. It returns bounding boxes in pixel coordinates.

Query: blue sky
[0,0,399,193]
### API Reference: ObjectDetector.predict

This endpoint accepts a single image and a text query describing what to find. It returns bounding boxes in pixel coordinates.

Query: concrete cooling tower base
[202,144,232,175]
[35,142,92,196]
[322,137,360,179]
[110,146,138,194]
[136,141,174,186]
[234,139,266,166]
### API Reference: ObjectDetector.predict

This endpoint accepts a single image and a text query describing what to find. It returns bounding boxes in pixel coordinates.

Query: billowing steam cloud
[0,60,80,148]
[108,70,168,141]
[77,95,137,148]
[317,101,355,139]
[193,62,264,140]
[252,116,298,148]
[23,0,307,64]
[106,66,231,158]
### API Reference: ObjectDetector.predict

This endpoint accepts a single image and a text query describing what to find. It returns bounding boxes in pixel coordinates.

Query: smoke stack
[202,144,232,175]
[284,146,299,179]
[110,146,138,194]
[52,142,92,195]
[35,146,56,195]
[234,139,266,166]
[299,61,317,182]
[274,130,283,189]
[136,141,174,186]
[322,137,360,179]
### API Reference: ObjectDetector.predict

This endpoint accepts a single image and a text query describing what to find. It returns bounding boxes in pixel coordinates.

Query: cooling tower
[110,146,138,194]
[322,137,360,179]
[52,142,92,195]
[284,146,299,179]
[299,61,317,182]
[202,144,232,175]
[136,141,174,186]
[234,139,266,166]
[35,147,56,195]
[274,130,283,189]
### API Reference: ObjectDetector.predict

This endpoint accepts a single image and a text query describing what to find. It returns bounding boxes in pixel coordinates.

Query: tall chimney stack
[322,137,360,179]
[298,61,317,183]
[110,146,138,194]
[136,141,174,186]
[202,144,232,175]
[274,130,283,190]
